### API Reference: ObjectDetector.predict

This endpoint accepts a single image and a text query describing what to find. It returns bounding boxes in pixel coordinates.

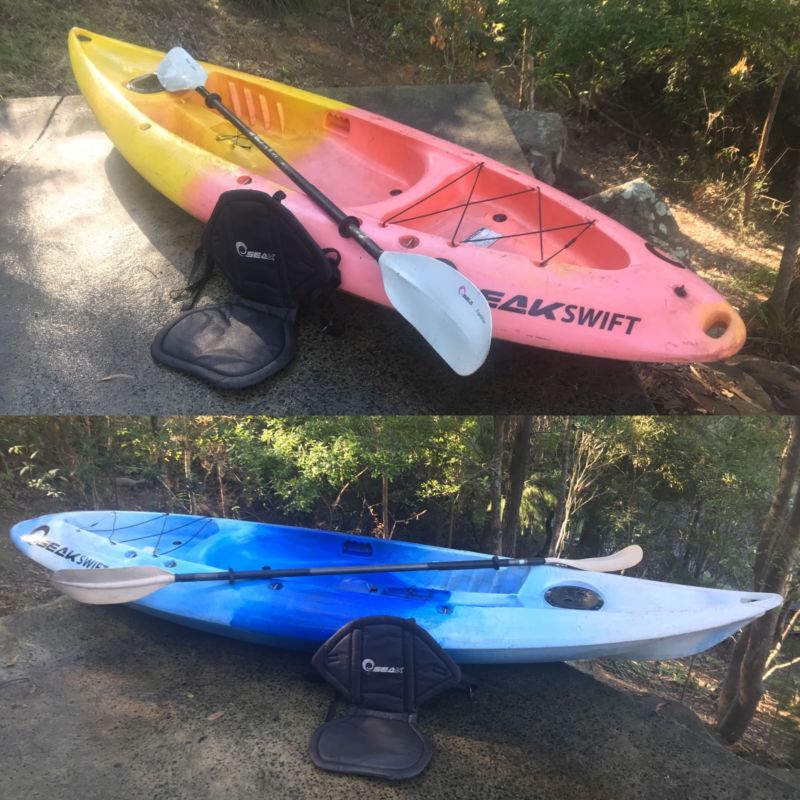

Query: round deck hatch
[545,585,603,610]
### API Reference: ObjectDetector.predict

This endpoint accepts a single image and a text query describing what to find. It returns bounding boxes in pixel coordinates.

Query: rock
[114,477,148,489]
[501,107,567,184]
[554,162,603,199]
[704,360,780,413]
[582,178,692,265]
[637,694,718,742]
[726,355,800,413]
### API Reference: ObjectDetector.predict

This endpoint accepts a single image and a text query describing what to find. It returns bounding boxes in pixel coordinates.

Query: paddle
[51,545,643,605]
[151,47,492,376]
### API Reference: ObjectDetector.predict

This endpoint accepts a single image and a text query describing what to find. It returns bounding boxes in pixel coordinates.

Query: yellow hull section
[68,27,350,210]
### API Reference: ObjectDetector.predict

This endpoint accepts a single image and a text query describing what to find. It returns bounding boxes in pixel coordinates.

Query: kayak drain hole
[704,318,730,339]
[125,551,137,559]
[237,175,253,185]
[438,605,453,615]
[399,235,419,249]
[389,189,403,196]
[493,213,507,222]
[139,123,151,131]
[165,560,177,568]
[77,34,92,42]
[270,582,283,591]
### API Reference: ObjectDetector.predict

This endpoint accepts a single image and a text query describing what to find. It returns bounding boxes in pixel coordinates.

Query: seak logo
[20,526,108,569]
[362,658,404,674]
[236,241,277,261]
[481,289,643,335]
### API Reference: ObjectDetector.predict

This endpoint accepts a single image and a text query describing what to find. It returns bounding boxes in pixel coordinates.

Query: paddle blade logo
[459,284,487,325]
[362,658,404,674]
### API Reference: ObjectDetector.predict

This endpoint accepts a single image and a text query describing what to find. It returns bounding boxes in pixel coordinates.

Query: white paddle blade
[51,567,175,604]
[549,545,644,573]
[156,47,208,92]
[378,252,492,375]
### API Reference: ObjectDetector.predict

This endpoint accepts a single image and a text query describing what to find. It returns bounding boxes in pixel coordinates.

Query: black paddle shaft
[173,555,550,584]
[196,86,383,261]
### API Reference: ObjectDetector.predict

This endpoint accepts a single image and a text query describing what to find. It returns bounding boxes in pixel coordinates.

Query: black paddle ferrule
[491,556,501,570]
[227,567,236,583]
[338,216,360,238]
[203,91,222,109]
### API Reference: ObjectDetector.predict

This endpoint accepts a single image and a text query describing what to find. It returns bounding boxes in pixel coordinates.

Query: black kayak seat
[308,615,462,780]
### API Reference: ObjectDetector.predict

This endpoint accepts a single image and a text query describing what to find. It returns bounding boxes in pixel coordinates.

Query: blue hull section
[9,510,783,663]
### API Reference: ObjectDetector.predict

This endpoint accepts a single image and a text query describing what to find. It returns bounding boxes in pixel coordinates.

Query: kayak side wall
[9,511,783,664]
[67,27,746,363]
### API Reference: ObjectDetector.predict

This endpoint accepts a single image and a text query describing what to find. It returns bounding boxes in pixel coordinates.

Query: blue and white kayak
[10,510,782,664]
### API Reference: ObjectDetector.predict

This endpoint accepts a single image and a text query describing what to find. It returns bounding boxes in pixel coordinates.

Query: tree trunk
[753,417,800,584]
[485,416,508,554]
[501,416,534,556]
[717,416,800,743]
[447,491,459,549]
[575,502,604,557]
[766,149,800,318]
[764,599,800,679]
[742,63,791,225]
[182,426,195,516]
[548,417,574,557]
[381,474,390,539]
[217,461,227,518]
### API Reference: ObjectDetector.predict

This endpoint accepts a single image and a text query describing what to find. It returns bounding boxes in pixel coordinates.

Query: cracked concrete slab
[0,598,795,800]
[0,86,653,414]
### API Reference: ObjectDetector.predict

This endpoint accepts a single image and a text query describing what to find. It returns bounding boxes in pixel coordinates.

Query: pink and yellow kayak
[68,28,746,363]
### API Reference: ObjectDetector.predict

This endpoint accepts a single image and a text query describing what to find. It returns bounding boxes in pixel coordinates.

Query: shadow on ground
[0,599,796,800]
[0,90,653,414]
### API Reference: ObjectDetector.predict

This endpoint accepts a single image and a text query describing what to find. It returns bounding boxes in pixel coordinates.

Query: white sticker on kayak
[464,226,503,248]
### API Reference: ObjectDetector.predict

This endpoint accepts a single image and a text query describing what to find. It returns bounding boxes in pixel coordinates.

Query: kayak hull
[10,511,782,664]
[67,28,746,364]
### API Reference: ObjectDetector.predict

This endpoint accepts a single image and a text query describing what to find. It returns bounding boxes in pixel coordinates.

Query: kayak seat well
[436,566,530,595]
[160,75,437,207]
[365,160,632,269]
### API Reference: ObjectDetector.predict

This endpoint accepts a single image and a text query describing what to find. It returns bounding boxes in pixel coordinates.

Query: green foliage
[370,0,800,194]
[0,415,791,590]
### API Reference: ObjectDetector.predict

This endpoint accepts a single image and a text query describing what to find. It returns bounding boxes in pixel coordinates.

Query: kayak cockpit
[126,72,435,207]
[370,161,632,269]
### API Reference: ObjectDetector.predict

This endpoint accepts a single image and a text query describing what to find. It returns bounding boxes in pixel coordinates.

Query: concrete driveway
[0,86,653,414]
[0,598,794,800]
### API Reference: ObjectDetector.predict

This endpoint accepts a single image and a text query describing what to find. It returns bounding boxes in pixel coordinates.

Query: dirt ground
[0,506,61,616]
[575,652,800,770]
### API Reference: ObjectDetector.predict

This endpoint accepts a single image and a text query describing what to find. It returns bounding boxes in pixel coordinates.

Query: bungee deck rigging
[381,161,597,266]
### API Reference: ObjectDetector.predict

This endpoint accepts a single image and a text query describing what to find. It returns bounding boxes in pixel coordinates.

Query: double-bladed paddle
[51,545,644,605]
[150,47,492,376]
